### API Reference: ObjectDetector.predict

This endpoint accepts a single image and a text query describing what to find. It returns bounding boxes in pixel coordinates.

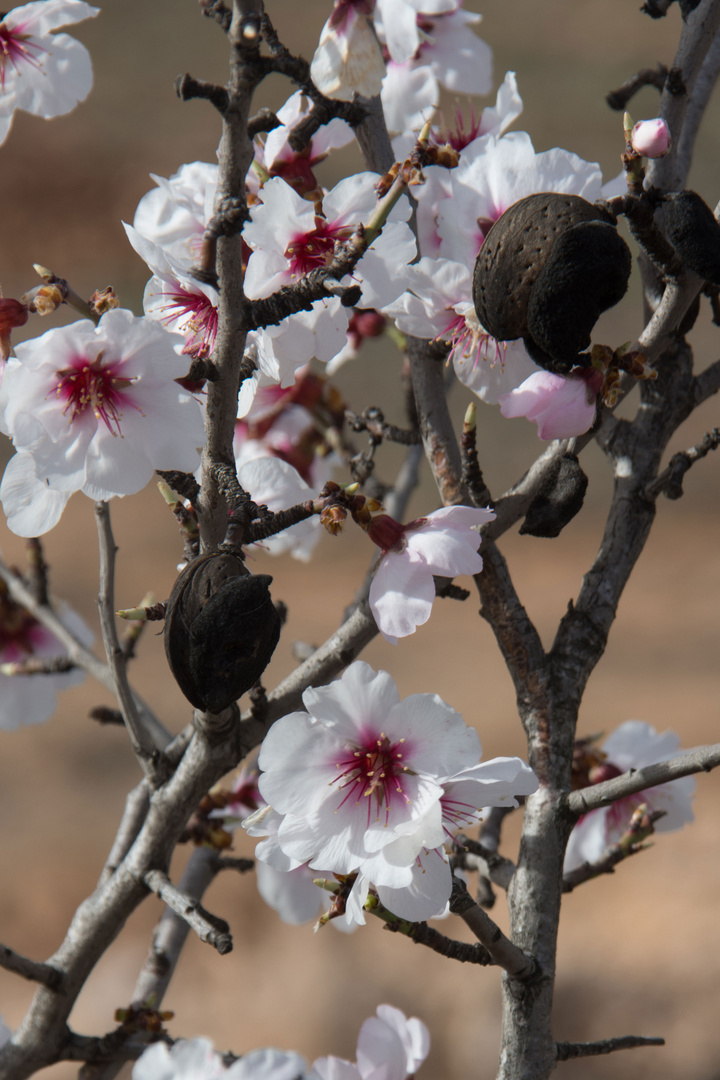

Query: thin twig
[94,503,162,782]
[555,1036,664,1060]
[565,743,720,817]
[643,427,720,499]
[449,878,538,981]
[143,869,232,955]
[0,946,62,991]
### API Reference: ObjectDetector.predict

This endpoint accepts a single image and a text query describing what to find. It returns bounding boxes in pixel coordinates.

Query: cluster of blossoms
[565,721,695,872]
[243,662,538,926]
[132,1004,429,1080]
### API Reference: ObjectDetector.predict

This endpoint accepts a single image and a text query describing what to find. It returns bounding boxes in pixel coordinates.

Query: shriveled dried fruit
[663,190,720,286]
[164,552,281,713]
[520,453,589,538]
[473,192,631,374]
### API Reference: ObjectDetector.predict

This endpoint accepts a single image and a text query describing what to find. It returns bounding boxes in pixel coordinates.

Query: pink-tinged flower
[631,118,671,158]
[365,504,495,642]
[0,0,99,145]
[256,661,482,880]
[379,4,493,135]
[348,757,538,923]
[498,369,601,441]
[0,581,92,730]
[124,224,219,359]
[262,90,354,197]
[133,1038,309,1080]
[0,310,204,536]
[310,1,386,101]
[565,722,696,873]
[384,256,540,403]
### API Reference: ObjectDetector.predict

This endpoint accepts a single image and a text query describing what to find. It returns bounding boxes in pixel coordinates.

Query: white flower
[0,310,204,536]
[256,661,482,878]
[565,721,696,873]
[252,662,536,924]
[0,0,99,145]
[133,160,219,268]
[356,1004,429,1078]
[124,224,219,359]
[365,505,495,642]
[236,454,322,562]
[0,585,92,730]
[379,4,493,135]
[312,1004,430,1080]
[383,257,539,404]
[390,69,523,159]
[310,1,386,102]
[133,1039,309,1080]
[434,130,604,269]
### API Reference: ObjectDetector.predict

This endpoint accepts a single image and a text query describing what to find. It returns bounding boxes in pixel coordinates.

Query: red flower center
[52,352,137,435]
[0,21,44,90]
[333,732,410,826]
[284,218,351,277]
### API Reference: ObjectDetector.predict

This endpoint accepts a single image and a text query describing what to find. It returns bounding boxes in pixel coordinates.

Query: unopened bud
[20,284,62,316]
[631,118,671,158]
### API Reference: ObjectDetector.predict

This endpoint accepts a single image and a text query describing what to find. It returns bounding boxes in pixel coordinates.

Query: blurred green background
[1,3,719,1079]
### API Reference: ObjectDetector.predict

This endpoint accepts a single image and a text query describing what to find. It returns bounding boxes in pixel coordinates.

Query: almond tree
[0,1,719,1078]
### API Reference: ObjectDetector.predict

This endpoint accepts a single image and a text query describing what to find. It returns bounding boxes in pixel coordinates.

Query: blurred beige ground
[1,2,719,1078]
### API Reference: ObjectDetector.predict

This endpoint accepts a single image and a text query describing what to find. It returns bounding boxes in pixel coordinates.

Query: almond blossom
[499,368,602,440]
[0,0,99,145]
[363,504,496,642]
[565,721,696,873]
[0,309,204,536]
[251,662,536,924]
[379,4,493,135]
[133,1038,309,1080]
[0,583,92,731]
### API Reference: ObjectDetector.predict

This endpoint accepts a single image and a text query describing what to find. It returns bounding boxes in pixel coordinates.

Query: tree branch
[449,878,538,981]
[565,743,720,817]
[0,947,62,992]
[555,1036,664,1060]
[143,869,232,955]
[95,503,162,781]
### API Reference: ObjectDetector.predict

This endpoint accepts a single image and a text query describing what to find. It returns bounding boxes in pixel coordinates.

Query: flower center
[162,287,218,359]
[0,586,45,660]
[445,311,507,373]
[0,21,44,90]
[52,352,136,436]
[333,732,410,825]
[284,219,351,277]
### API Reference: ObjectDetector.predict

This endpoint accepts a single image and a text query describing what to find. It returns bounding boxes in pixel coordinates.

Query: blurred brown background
[1,2,719,1078]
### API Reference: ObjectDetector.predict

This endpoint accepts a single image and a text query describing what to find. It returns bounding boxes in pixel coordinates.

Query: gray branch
[144,869,232,954]
[0,947,62,992]
[565,743,720,817]
[555,1036,664,1060]
[94,502,161,780]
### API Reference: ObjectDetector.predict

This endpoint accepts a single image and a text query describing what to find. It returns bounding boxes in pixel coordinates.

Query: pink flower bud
[631,119,671,158]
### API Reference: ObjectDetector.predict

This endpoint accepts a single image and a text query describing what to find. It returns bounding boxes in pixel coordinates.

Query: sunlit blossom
[0,0,99,144]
